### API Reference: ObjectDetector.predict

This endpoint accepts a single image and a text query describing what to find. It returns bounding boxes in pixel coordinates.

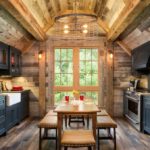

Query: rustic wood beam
[39,42,46,117]
[119,4,150,39]
[0,0,47,41]
[22,41,36,53]
[107,0,150,41]
[36,0,52,24]
[116,41,131,56]
[97,18,110,33]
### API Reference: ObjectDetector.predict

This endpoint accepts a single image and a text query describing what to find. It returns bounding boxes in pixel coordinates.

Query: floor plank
[0,118,150,150]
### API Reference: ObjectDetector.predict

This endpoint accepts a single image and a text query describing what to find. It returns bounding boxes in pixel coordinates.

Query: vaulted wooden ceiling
[0,0,149,52]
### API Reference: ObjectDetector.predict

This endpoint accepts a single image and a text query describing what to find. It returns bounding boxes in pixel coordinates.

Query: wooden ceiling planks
[119,4,150,39]
[96,0,108,18]
[107,0,150,41]
[49,0,60,15]
[59,0,68,12]
[0,0,47,41]
[0,6,34,51]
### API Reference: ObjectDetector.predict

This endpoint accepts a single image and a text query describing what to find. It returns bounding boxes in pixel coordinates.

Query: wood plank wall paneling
[11,43,40,117]
[113,45,131,116]
[123,28,150,49]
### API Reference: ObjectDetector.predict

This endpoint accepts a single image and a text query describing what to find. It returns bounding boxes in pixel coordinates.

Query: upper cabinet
[9,47,21,76]
[0,42,21,76]
[0,42,9,70]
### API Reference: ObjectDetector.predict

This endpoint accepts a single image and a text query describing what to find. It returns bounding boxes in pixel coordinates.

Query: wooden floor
[0,118,150,150]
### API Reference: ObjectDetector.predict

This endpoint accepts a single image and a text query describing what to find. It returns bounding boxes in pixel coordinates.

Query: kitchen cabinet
[9,47,21,76]
[6,103,20,130]
[0,42,9,70]
[19,90,30,121]
[0,42,21,76]
[0,95,6,136]
[142,96,150,134]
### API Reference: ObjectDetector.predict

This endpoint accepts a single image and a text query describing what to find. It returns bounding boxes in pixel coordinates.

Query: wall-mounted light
[108,50,113,59]
[38,51,43,59]
[110,53,113,58]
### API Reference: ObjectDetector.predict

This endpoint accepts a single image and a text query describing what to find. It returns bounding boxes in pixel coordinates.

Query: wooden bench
[61,130,96,150]
[38,115,58,150]
[97,109,109,116]
[45,110,57,116]
[97,115,117,150]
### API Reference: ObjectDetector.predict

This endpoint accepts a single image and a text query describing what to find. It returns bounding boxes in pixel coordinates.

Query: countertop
[1,90,30,93]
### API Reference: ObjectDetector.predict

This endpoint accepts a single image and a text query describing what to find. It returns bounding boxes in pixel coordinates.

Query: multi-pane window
[80,48,98,86]
[55,48,73,86]
[54,48,99,105]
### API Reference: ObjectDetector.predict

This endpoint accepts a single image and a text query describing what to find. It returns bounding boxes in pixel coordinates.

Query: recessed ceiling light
[83,29,88,34]
[64,30,69,34]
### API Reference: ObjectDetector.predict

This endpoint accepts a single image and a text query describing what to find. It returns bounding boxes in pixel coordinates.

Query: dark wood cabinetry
[0,95,6,136]
[0,42,21,76]
[142,96,150,134]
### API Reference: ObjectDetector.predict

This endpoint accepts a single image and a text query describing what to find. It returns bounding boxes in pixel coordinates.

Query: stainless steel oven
[124,93,141,131]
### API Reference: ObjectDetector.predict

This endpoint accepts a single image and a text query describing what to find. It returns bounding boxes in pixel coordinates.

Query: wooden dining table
[54,100,100,150]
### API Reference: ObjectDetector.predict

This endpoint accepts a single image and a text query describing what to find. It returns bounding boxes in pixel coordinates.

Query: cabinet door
[0,42,9,69]
[6,104,19,130]
[20,92,29,121]
[143,97,150,134]
[10,47,21,76]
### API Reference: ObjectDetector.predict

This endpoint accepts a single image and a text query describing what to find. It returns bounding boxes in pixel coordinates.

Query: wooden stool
[97,116,117,150]
[61,130,96,149]
[38,116,58,150]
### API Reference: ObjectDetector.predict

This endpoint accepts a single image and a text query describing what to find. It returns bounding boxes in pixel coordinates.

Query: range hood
[132,41,150,72]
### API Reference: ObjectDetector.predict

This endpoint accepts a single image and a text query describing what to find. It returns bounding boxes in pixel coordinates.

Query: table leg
[92,112,97,150]
[58,113,63,150]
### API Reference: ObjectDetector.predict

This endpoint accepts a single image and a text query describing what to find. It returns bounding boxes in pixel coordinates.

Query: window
[55,48,73,86]
[80,48,98,86]
[54,48,99,105]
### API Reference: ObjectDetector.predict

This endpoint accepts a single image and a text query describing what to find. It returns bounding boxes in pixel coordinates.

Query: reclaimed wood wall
[113,45,131,116]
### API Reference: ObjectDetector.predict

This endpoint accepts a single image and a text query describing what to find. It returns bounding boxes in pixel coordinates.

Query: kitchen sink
[2,93,21,106]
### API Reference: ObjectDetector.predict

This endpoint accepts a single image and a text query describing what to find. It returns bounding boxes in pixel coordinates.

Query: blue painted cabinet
[6,103,20,130]
[0,42,9,70]
[0,42,21,76]
[19,91,29,121]
[142,96,150,134]
[0,95,6,136]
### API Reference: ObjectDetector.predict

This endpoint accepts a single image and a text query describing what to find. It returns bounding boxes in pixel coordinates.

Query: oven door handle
[126,96,139,102]
[125,115,139,124]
